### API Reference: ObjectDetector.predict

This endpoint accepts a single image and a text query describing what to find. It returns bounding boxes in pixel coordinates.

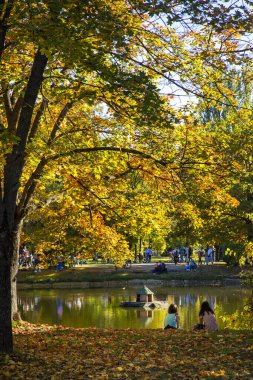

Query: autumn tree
[0,0,175,353]
[1,0,253,354]
[23,156,172,264]
[196,71,253,260]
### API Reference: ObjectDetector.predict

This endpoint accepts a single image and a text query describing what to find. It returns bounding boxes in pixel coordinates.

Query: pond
[18,286,251,330]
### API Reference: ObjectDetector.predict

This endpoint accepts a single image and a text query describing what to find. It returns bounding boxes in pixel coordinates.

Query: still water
[18,287,251,330]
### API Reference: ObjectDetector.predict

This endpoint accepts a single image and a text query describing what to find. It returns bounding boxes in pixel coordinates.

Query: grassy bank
[1,323,252,379]
[17,264,250,285]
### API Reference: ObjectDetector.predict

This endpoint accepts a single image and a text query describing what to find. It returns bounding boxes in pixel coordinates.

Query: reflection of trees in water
[136,309,153,327]
[18,297,36,312]
[44,291,124,327]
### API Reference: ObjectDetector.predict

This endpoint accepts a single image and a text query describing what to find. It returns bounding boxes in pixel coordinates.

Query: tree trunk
[0,49,47,354]
[0,218,13,353]
[11,222,23,321]
[139,238,142,257]
[246,219,253,242]
[0,0,14,60]
[0,213,23,352]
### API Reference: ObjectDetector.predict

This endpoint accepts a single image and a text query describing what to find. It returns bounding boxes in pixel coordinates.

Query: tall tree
[0,0,173,353]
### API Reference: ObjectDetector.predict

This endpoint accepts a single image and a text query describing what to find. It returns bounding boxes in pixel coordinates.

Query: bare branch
[47,102,74,146]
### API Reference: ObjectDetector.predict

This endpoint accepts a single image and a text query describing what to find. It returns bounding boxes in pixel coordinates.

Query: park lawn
[17,264,250,284]
[0,323,252,379]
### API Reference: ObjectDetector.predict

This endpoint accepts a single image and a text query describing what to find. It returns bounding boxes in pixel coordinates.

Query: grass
[17,262,251,285]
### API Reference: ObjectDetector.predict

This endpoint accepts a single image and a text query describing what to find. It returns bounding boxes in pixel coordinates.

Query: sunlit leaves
[1,0,253,264]
[1,323,252,379]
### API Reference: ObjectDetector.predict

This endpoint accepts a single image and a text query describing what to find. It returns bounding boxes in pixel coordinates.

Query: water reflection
[136,309,154,327]
[18,287,251,330]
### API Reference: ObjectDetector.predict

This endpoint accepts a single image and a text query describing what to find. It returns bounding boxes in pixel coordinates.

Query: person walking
[188,246,192,261]
[185,243,189,262]
[197,248,203,265]
[204,247,209,265]
[207,246,214,265]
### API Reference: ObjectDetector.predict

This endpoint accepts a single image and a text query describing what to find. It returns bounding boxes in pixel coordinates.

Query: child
[194,301,218,332]
[164,303,180,329]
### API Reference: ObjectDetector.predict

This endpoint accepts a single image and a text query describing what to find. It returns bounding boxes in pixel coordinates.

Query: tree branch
[47,146,167,166]
[222,212,252,224]
[18,102,74,215]
[16,142,227,222]
[28,97,48,142]
[0,0,14,60]
[10,91,24,133]
[47,102,74,146]
[16,157,48,219]
[3,87,24,132]
[69,174,122,219]
[3,88,12,124]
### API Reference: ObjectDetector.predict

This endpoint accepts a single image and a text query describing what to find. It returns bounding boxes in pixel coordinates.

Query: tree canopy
[0,0,253,353]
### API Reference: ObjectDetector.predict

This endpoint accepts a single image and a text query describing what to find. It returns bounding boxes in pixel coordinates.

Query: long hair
[168,303,178,314]
[199,301,214,316]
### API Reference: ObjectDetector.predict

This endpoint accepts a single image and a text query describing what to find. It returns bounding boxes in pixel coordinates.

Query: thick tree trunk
[0,49,47,354]
[0,259,12,353]
[0,217,13,353]
[0,218,23,352]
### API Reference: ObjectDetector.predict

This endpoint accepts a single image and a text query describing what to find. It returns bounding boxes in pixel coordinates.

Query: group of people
[19,246,40,272]
[164,301,218,332]
[169,245,216,266]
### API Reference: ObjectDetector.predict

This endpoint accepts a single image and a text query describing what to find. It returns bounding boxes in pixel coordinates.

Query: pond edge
[17,278,244,289]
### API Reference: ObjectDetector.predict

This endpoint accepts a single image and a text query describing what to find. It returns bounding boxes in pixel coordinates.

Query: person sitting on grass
[55,256,65,272]
[185,262,190,271]
[164,303,180,329]
[189,259,197,271]
[194,301,218,332]
[153,261,167,273]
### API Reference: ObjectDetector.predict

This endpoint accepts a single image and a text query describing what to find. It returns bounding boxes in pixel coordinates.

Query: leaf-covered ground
[1,324,253,379]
